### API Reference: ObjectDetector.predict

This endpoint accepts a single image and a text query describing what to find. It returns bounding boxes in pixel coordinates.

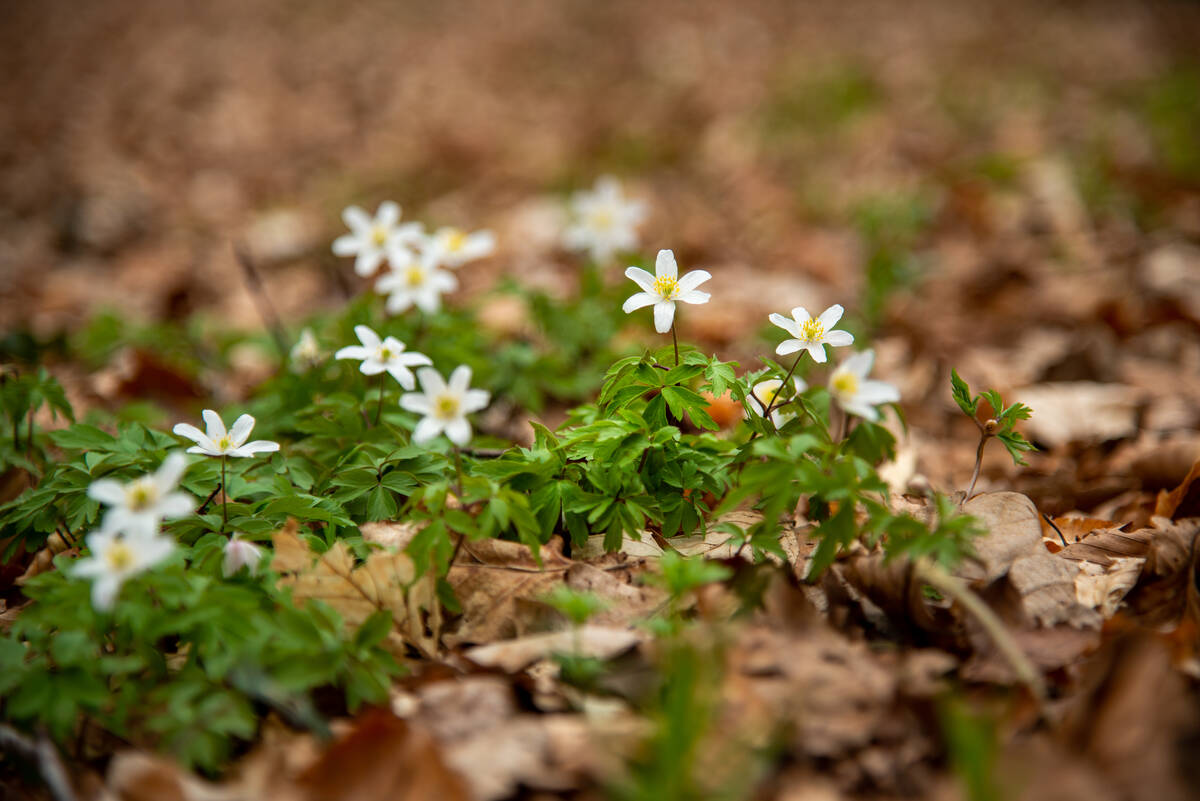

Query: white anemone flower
[622,249,712,333]
[829,349,901,422]
[223,534,265,577]
[72,530,174,611]
[172,411,280,458]
[335,325,432,390]
[375,255,458,315]
[87,453,194,538]
[749,377,808,429]
[332,201,423,278]
[769,304,855,363]
[563,176,646,264]
[424,226,495,269]
[290,327,323,372]
[400,365,491,446]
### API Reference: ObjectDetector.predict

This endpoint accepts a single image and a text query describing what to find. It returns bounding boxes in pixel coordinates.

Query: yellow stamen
[106,542,135,571]
[434,394,460,420]
[446,229,467,252]
[653,275,679,298]
[380,348,393,361]
[371,226,388,247]
[218,436,233,451]
[406,266,425,287]
[590,209,614,230]
[124,480,157,512]
[832,370,859,398]
[800,318,824,342]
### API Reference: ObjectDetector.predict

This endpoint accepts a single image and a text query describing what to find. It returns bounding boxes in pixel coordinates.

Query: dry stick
[0,725,77,801]
[912,558,1047,703]
[196,483,222,515]
[233,242,289,358]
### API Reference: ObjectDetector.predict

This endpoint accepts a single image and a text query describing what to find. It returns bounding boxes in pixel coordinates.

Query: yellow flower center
[446,229,466,252]
[590,209,614,230]
[124,480,157,512]
[754,381,782,408]
[433,394,460,420]
[380,347,394,361]
[371,226,388,247]
[653,276,679,298]
[832,370,859,398]
[406,266,425,287]
[218,436,233,451]
[106,541,135,571]
[800,318,824,342]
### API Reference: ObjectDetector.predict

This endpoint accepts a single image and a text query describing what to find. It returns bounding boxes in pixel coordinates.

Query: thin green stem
[670,323,679,366]
[220,455,229,535]
[762,355,803,420]
[965,433,989,501]
[452,446,465,500]
[374,374,385,426]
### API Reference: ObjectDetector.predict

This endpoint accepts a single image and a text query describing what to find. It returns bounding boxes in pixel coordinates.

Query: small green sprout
[950,369,1036,499]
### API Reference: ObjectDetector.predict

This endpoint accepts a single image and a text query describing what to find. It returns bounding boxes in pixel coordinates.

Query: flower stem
[763,355,802,421]
[966,433,988,500]
[220,455,228,535]
[374,374,385,426]
[670,324,680,366]
[452,446,465,500]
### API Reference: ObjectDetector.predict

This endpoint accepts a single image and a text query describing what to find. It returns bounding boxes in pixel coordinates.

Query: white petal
[353,325,381,349]
[400,393,432,414]
[335,345,370,361]
[171,422,206,444]
[447,365,472,394]
[841,350,875,378]
[228,414,255,447]
[652,301,676,333]
[140,535,175,567]
[386,365,416,390]
[623,292,657,313]
[201,410,226,441]
[824,330,855,347]
[857,380,900,405]
[677,289,710,305]
[793,376,809,393]
[790,307,812,324]
[462,389,490,413]
[377,200,400,228]
[154,453,188,493]
[842,400,880,422]
[354,250,384,278]
[816,304,845,330]
[396,351,433,368]
[655,249,678,280]
[342,206,371,232]
[359,359,386,376]
[445,418,472,446]
[187,444,220,456]
[385,292,413,315]
[92,576,122,611]
[768,313,799,337]
[413,288,442,314]
[87,479,126,506]
[775,339,804,356]
[417,367,446,395]
[385,244,415,268]
[157,492,195,518]
[412,416,443,444]
[464,231,495,258]
[332,234,361,256]
[677,270,711,292]
[806,343,828,363]
[232,440,279,457]
[625,266,656,293]
[72,556,107,578]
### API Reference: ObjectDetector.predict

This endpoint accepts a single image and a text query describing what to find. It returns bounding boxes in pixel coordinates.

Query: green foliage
[0,366,74,475]
[950,370,1036,465]
[939,695,1002,801]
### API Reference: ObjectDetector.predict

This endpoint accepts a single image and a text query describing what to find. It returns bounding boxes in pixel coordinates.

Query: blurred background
[1,0,1199,501]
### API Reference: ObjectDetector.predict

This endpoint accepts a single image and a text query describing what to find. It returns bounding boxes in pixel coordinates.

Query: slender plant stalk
[913,558,1046,703]
[670,324,680,366]
[452,446,465,500]
[762,355,803,421]
[374,374,386,426]
[220,455,229,534]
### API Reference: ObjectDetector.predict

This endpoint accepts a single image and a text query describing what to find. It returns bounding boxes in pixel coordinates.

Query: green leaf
[949,369,978,417]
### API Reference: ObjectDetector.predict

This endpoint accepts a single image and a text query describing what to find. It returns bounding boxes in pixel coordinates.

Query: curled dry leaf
[1126,518,1200,629]
[1154,455,1200,520]
[464,625,642,673]
[271,520,439,658]
[956,491,1045,583]
[15,531,74,585]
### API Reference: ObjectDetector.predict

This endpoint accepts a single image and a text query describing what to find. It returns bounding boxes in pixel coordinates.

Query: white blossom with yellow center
[828,349,901,422]
[769,303,855,363]
[334,325,432,390]
[749,376,809,429]
[623,249,712,333]
[332,201,424,278]
[374,255,458,315]
[71,529,174,611]
[290,327,324,373]
[563,176,647,264]
[400,365,491,446]
[223,534,265,577]
[87,453,194,539]
[173,410,280,458]
[424,226,495,269]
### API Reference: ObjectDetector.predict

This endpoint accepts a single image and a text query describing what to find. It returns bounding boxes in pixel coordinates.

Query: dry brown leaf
[14,531,74,585]
[957,492,1045,583]
[1154,456,1200,519]
[271,520,438,657]
[105,750,235,801]
[1015,382,1140,447]
[1074,558,1144,618]
[1127,518,1200,628]
[1006,553,1102,629]
[359,520,424,551]
[464,625,642,673]
[1055,526,1151,566]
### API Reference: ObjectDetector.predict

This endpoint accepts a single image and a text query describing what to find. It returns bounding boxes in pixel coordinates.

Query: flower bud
[223,536,264,577]
[983,418,1000,436]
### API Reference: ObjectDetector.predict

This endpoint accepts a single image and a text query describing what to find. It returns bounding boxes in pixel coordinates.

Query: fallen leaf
[1006,553,1102,629]
[957,492,1045,583]
[1154,456,1200,519]
[1074,558,1143,617]
[1127,518,1200,628]
[464,625,642,673]
[1015,383,1140,447]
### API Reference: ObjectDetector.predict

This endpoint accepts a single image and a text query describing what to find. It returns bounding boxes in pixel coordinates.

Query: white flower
[172,411,280,458]
[374,255,458,315]
[622,249,712,334]
[86,453,194,539]
[829,350,900,422]
[332,201,423,278]
[290,327,323,372]
[749,377,808,429]
[334,325,432,389]
[424,226,495,269]
[769,304,854,363]
[400,365,490,446]
[223,534,265,577]
[72,529,174,611]
[563,176,646,264]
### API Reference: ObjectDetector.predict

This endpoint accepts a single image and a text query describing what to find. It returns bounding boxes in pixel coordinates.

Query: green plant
[950,369,1036,498]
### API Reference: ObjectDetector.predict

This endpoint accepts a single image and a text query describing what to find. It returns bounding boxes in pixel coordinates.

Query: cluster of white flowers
[332,201,494,315]
[563,176,647,264]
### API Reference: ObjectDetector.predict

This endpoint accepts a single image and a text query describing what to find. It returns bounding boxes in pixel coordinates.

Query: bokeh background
[2,0,1200,503]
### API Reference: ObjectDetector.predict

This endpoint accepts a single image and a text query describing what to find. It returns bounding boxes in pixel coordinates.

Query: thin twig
[912,558,1046,703]
[1042,514,1069,547]
[762,355,802,421]
[965,434,988,500]
[670,324,680,366]
[233,242,289,357]
[0,725,78,801]
[196,484,222,515]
